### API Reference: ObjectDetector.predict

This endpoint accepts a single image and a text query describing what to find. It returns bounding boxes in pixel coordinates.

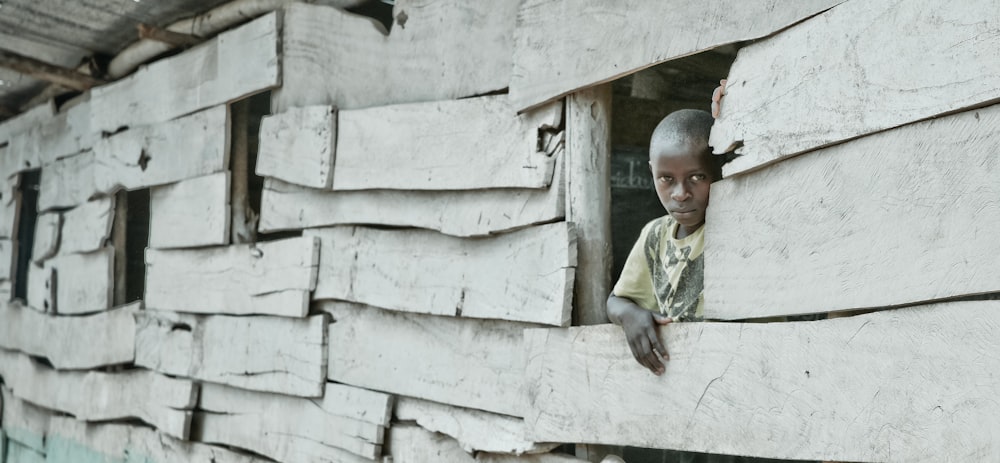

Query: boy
[607,108,722,376]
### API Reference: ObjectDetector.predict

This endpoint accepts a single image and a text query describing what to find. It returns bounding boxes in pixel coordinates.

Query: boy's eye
[657,176,672,184]
[691,174,706,182]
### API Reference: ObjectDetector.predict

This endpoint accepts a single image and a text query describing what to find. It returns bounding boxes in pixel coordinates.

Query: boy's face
[649,141,713,234]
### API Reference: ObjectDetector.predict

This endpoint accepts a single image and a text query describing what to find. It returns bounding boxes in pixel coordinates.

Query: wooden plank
[256,106,336,189]
[90,13,279,133]
[26,264,54,313]
[44,417,270,463]
[565,85,611,325]
[477,454,587,463]
[324,382,394,427]
[60,197,115,255]
[386,424,475,463]
[307,222,575,326]
[395,397,558,455]
[324,301,532,417]
[6,440,45,463]
[0,349,196,439]
[92,105,230,195]
[705,104,1000,319]
[275,1,516,112]
[195,383,385,461]
[712,0,1000,176]
[333,96,562,190]
[0,101,54,146]
[0,302,136,369]
[51,247,114,315]
[509,0,843,112]
[135,310,327,397]
[7,98,94,172]
[149,172,231,249]
[259,143,565,236]
[38,151,97,212]
[2,387,52,453]
[0,238,12,280]
[144,237,319,317]
[0,178,18,238]
[31,213,60,264]
[524,302,1000,462]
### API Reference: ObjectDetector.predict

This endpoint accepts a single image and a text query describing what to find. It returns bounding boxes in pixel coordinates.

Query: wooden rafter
[0,50,105,91]
[137,24,200,47]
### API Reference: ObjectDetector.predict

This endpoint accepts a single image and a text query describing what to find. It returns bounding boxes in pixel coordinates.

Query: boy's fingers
[636,336,661,375]
[647,326,669,362]
[719,78,727,94]
[652,314,673,325]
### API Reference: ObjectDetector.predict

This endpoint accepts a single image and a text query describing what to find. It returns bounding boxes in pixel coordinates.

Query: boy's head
[648,109,721,235]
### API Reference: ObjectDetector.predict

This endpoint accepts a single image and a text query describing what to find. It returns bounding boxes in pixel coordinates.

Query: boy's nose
[671,184,691,201]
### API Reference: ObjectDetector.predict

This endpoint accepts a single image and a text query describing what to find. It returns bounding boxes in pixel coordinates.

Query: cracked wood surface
[149,172,231,249]
[37,150,97,211]
[31,212,60,263]
[705,104,1000,319]
[711,0,1000,176]
[0,302,136,369]
[387,424,582,463]
[525,301,1000,462]
[0,348,197,439]
[194,382,387,461]
[509,0,844,112]
[324,301,534,417]
[275,1,515,112]
[135,310,328,397]
[333,96,562,191]
[90,13,279,133]
[144,236,319,317]
[60,196,115,255]
[259,144,565,237]
[256,106,336,189]
[307,222,575,326]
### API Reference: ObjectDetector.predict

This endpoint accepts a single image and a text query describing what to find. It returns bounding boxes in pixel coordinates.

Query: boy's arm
[607,294,672,376]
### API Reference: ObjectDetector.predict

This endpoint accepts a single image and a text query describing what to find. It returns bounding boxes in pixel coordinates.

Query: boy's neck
[674,221,704,239]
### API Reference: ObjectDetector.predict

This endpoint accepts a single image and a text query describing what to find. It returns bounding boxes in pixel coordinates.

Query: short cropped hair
[649,109,729,180]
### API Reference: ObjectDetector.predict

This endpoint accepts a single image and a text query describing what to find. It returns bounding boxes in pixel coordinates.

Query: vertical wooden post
[230,100,254,244]
[566,84,613,326]
[111,190,127,306]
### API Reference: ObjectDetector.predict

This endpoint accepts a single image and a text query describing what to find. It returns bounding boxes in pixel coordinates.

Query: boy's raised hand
[710,79,727,118]
[617,303,673,376]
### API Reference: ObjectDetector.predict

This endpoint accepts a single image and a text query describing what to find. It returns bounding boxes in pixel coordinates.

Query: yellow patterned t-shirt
[612,215,705,321]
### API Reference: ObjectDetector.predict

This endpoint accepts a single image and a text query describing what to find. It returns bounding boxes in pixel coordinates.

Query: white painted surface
[149,172,231,249]
[256,106,336,189]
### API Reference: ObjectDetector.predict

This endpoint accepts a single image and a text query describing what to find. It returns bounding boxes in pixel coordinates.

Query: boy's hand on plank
[620,306,672,376]
[710,79,728,119]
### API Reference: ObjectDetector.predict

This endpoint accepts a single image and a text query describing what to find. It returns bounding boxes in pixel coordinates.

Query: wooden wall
[1,1,994,462]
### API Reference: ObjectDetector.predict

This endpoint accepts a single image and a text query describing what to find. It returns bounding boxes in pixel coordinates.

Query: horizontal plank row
[3,386,52,453]
[0,100,54,147]
[26,246,115,315]
[524,301,1000,462]
[4,97,93,176]
[33,196,114,265]
[388,424,585,463]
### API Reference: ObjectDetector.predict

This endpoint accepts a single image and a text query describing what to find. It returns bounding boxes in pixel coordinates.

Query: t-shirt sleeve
[612,222,659,312]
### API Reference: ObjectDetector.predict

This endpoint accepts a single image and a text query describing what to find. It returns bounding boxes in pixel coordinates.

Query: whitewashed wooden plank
[712,0,1000,176]
[308,222,574,326]
[525,302,1000,462]
[60,196,115,255]
[0,177,18,238]
[149,172,230,249]
[0,302,135,369]
[0,101,54,146]
[0,349,196,439]
[324,382,393,427]
[38,151,97,212]
[395,397,557,455]
[706,104,1000,319]
[135,310,327,397]
[26,264,54,313]
[324,301,532,417]
[8,98,94,171]
[510,0,843,112]
[256,106,336,189]
[334,96,561,190]
[31,213,60,264]
[44,417,270,463]
[0,238,12,280]
[90,13,279,133]
[477,454,587,463]
[386,424,475,463]
[2,387,52,453]
[51,247,114,315]
[275,1,516,112]
[260,143,565,236]
[144,237,319,317]
[195,383,384,461]
[6,440,45,463]
[92,105,229,195]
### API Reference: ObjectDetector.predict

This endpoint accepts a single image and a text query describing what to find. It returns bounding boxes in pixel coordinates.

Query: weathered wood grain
[0,348,196,439]
[90,13,279,133]
[307,222,575,326]
[324,382,394,427]
[92,104,229,195]
[525,302,1000,462]
[38,150,97,211]
[144,236,319,317]
[259,144,565,236]
[44,417,270,463]
[135,310,327,397]
[60,196,115,255]
[275,1,516,111]
[324,301,533,417]
[711,0,1000,176]
[705,104,1000,319]
[2,387,52,453]
[510,0,843,112]
[333,96,561,190]
[7,98,94,171]
[395,397,558,455]
[256,106,336,189]
[51,247,114,315]
[31,213,60,263]
[0,302,136,369]
[149,172,230,249]
[386,424,475,463]
[195,383,385,461]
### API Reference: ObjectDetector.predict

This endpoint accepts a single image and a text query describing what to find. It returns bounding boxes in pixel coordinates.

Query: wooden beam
[705,104,1000,319]
[149,172,231,249]
[323,301,535,417]
[0,49,105,91]
[307,222,576,326]
[228,99,254,244]
[509,0,844,112]
[136,23,201,47]
[711,0,1000,176]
